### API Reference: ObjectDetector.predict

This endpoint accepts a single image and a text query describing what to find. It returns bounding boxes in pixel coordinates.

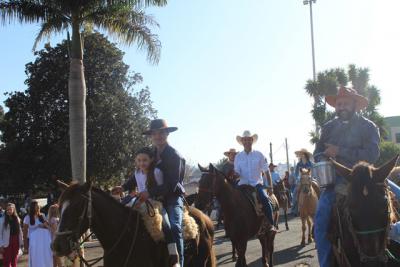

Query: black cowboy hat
[143,119,178,135]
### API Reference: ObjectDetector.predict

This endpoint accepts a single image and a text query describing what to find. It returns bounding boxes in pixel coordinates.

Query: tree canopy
[0,32,156,193]
[304,64,387,144]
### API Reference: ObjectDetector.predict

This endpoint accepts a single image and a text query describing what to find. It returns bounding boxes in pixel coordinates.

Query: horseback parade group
[40,85,400,267]
[2,86,400,267]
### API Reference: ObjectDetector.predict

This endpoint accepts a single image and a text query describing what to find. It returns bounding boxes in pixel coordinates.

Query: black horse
[52,181,216,267]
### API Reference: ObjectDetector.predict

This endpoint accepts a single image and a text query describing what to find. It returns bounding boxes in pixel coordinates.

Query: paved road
[17,215,318,267]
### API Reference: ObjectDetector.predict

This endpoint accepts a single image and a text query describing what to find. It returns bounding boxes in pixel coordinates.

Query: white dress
[23,215,53,267]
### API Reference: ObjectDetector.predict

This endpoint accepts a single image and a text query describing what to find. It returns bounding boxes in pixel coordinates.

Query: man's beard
[338,109,355,121]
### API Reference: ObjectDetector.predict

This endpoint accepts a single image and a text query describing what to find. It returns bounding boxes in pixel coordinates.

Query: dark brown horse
[195,164,276,267]
[52,181,216,267]
[273,180,289,230]
[329,155,400,267]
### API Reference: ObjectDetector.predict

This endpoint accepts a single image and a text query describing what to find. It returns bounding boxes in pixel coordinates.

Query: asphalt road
[16,215,319,267]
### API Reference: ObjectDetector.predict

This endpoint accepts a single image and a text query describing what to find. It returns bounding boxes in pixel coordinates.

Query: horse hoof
[286,226,289,231]
[232,257,237,262]
[301,241,305,246]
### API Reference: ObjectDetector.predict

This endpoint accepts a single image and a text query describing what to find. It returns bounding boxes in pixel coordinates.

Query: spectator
[23,201,53,267]
[48,205,62,267]
[0,203,23,267]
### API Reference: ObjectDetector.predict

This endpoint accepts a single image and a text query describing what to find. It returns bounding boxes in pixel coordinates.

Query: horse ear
[330,158,352,182]
[373,155,399,183]
[208,164,215,173]
[198,164,208,173]
[57,180,69,191]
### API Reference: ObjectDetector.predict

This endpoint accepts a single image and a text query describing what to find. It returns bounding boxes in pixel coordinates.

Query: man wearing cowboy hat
[269,163,281,186]
[313,86,380,267]
[114,119,185,267]
[234,130,275,227]
[221,148,239,185]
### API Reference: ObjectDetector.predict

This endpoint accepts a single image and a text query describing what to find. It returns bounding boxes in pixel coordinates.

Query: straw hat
[236,130,258,145]
[143,119,178,135]
[325,86,368,111]
[224,148,238,157]
[295,148,313,158]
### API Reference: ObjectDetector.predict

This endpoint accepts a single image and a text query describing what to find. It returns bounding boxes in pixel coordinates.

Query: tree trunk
[69,18,86,184]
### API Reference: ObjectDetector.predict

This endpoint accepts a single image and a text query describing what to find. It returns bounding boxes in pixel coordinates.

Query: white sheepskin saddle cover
[131,199,199,243]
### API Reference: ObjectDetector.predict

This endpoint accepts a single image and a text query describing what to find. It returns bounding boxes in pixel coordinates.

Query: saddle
[238,185,278,216]
[128,199,199,243]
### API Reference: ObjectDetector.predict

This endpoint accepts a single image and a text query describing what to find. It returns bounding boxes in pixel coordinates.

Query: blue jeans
[255,184,274,226]
[315,188,336,267]
[161,208,174,245]
[165,195,184,266]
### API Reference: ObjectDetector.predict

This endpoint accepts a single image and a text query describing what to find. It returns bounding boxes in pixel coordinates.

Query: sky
[0,0,399,167]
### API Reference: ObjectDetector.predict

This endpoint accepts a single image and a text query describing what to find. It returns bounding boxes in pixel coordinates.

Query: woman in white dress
[22,201,53,267]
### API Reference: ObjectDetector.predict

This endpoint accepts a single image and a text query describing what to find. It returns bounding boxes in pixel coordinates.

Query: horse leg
[231,240,237,262]
[307,216,313,243]
[267,229,276,267]
[301,216,306,246]
[284,205,289,230]
[235,241,247,267]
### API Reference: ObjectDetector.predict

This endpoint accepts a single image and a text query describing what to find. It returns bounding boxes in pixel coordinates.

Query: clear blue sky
[0,0,399,166]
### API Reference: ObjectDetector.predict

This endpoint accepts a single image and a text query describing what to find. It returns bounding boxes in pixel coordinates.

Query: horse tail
[188,207,216,267]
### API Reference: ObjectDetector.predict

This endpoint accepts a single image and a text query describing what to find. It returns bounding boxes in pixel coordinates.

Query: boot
[167,243,180,267]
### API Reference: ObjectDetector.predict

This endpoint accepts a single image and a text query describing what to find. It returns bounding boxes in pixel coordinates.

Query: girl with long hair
[48,204,63,267]
[130,147,180,267]
[0,203,23,267]
[23,201,53,267]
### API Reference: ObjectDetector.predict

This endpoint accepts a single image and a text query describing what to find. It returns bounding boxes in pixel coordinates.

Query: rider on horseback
[313,86,380,267]
[234,130,276,229]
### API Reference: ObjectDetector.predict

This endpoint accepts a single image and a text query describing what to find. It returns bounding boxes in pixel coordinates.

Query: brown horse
[52,181,216,267]
[273,180,289,230]
[298,169,318,246]
[329,155,400,267]
[195,164,276,267]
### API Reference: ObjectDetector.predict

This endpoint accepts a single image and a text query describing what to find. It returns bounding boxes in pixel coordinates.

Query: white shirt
[135,168,163,193]
[234,150,269,187]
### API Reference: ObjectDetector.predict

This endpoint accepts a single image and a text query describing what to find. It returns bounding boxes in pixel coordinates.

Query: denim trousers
[255,184,274,225]
[165,195,184,266]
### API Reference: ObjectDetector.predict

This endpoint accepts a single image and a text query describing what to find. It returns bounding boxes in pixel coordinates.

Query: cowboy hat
[295,148,313,158]
[236,130,258,145]
[269,163,277,168]
[143,119,178,135]
[224,148,238,157]
[325,86,369,111]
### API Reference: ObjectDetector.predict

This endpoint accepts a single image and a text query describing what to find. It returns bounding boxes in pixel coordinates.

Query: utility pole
[285,138,290,173]
[269,142,273,163]
[303,0,319,134]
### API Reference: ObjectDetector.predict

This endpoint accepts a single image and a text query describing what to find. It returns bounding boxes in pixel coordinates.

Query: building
[384,116,400,144]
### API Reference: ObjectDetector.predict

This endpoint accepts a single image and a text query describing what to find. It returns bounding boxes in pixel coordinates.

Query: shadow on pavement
[247,244,315,267]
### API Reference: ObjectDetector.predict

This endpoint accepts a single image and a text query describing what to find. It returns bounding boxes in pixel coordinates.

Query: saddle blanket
[238,185,278,216]
[127,198,199,243]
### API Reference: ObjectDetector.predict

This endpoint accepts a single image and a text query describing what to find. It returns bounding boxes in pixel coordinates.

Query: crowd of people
[0,198,64,267]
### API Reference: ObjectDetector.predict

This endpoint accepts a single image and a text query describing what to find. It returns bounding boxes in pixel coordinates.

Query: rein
[341,187,392,263]
[57,189,140,267]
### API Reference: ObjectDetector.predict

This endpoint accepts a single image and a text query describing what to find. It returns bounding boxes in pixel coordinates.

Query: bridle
[339,185,392,264]
[197,171,218,211]
[56,187,140,267]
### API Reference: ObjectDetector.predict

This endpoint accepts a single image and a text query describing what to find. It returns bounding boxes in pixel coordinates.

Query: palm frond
[86,6,161,63]
[33,15,70,51]
[0,0,58,25]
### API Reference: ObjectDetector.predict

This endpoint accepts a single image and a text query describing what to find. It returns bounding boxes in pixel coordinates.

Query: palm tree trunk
[69,18,86,183]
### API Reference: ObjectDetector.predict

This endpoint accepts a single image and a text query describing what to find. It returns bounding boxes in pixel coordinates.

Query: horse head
[51,180,93,257]
[299,169,312,194]
[195,164,226,211]
[332,155,399,264]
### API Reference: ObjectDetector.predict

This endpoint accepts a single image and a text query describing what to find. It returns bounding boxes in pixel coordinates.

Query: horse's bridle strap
[354,227,386,235]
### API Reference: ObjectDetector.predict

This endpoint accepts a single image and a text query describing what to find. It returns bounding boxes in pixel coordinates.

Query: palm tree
[0,0,166,183]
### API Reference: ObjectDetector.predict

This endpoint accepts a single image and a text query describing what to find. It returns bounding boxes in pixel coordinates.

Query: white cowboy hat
[236,130,258,145]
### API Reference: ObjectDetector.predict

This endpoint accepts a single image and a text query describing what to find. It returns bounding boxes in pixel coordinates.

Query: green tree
[0,0,166,183]
[377,141,400,166]
[0,32,156,193]
[304,64,387,144]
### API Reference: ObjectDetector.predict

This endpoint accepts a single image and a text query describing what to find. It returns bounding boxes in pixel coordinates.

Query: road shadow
[247,244,315,267]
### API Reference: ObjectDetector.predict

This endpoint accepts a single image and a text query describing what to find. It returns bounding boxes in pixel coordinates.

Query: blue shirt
[295,161,313,180]
[271,171,281,185]
[314,114,380,168]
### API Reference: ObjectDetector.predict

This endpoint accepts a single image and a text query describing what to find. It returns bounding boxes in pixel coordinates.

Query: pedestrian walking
[0,203,23,267]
